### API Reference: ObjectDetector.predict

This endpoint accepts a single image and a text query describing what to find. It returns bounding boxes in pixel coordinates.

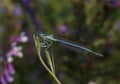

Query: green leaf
[45,50,55,74]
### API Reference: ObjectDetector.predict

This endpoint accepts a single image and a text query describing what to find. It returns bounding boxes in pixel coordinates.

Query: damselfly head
[38,32,43,36]
[38,32,46,39]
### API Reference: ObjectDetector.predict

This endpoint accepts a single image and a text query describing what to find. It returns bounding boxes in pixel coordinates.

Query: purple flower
[0,32,28,84]
[19,32,28,42]
[57,24,70,36]
[10,32,28,43]
[0,75,7,84]
[13,4,22,16]
[4,68,14,83]
[112,0,118,7]
[7,63,15,75]
[106,0,120,8]
[0,63,14,84]
[8,32,28,58]
[7,43,23,58]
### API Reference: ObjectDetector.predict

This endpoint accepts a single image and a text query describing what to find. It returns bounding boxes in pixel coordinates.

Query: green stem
[37,49,61,84]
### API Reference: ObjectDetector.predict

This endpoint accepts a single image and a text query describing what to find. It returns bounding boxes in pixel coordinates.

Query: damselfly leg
[39,36,53,50]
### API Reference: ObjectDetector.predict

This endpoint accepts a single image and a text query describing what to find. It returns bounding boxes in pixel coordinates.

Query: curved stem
[37,47,61,84]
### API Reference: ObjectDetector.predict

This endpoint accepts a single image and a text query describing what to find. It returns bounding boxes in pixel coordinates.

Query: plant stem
[38,50,61,84]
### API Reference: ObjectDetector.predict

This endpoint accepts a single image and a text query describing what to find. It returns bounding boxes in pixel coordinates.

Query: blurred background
[0,0,120,84]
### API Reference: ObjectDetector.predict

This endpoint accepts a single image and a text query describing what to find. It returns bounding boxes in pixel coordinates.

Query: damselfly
[38,32,103,57]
